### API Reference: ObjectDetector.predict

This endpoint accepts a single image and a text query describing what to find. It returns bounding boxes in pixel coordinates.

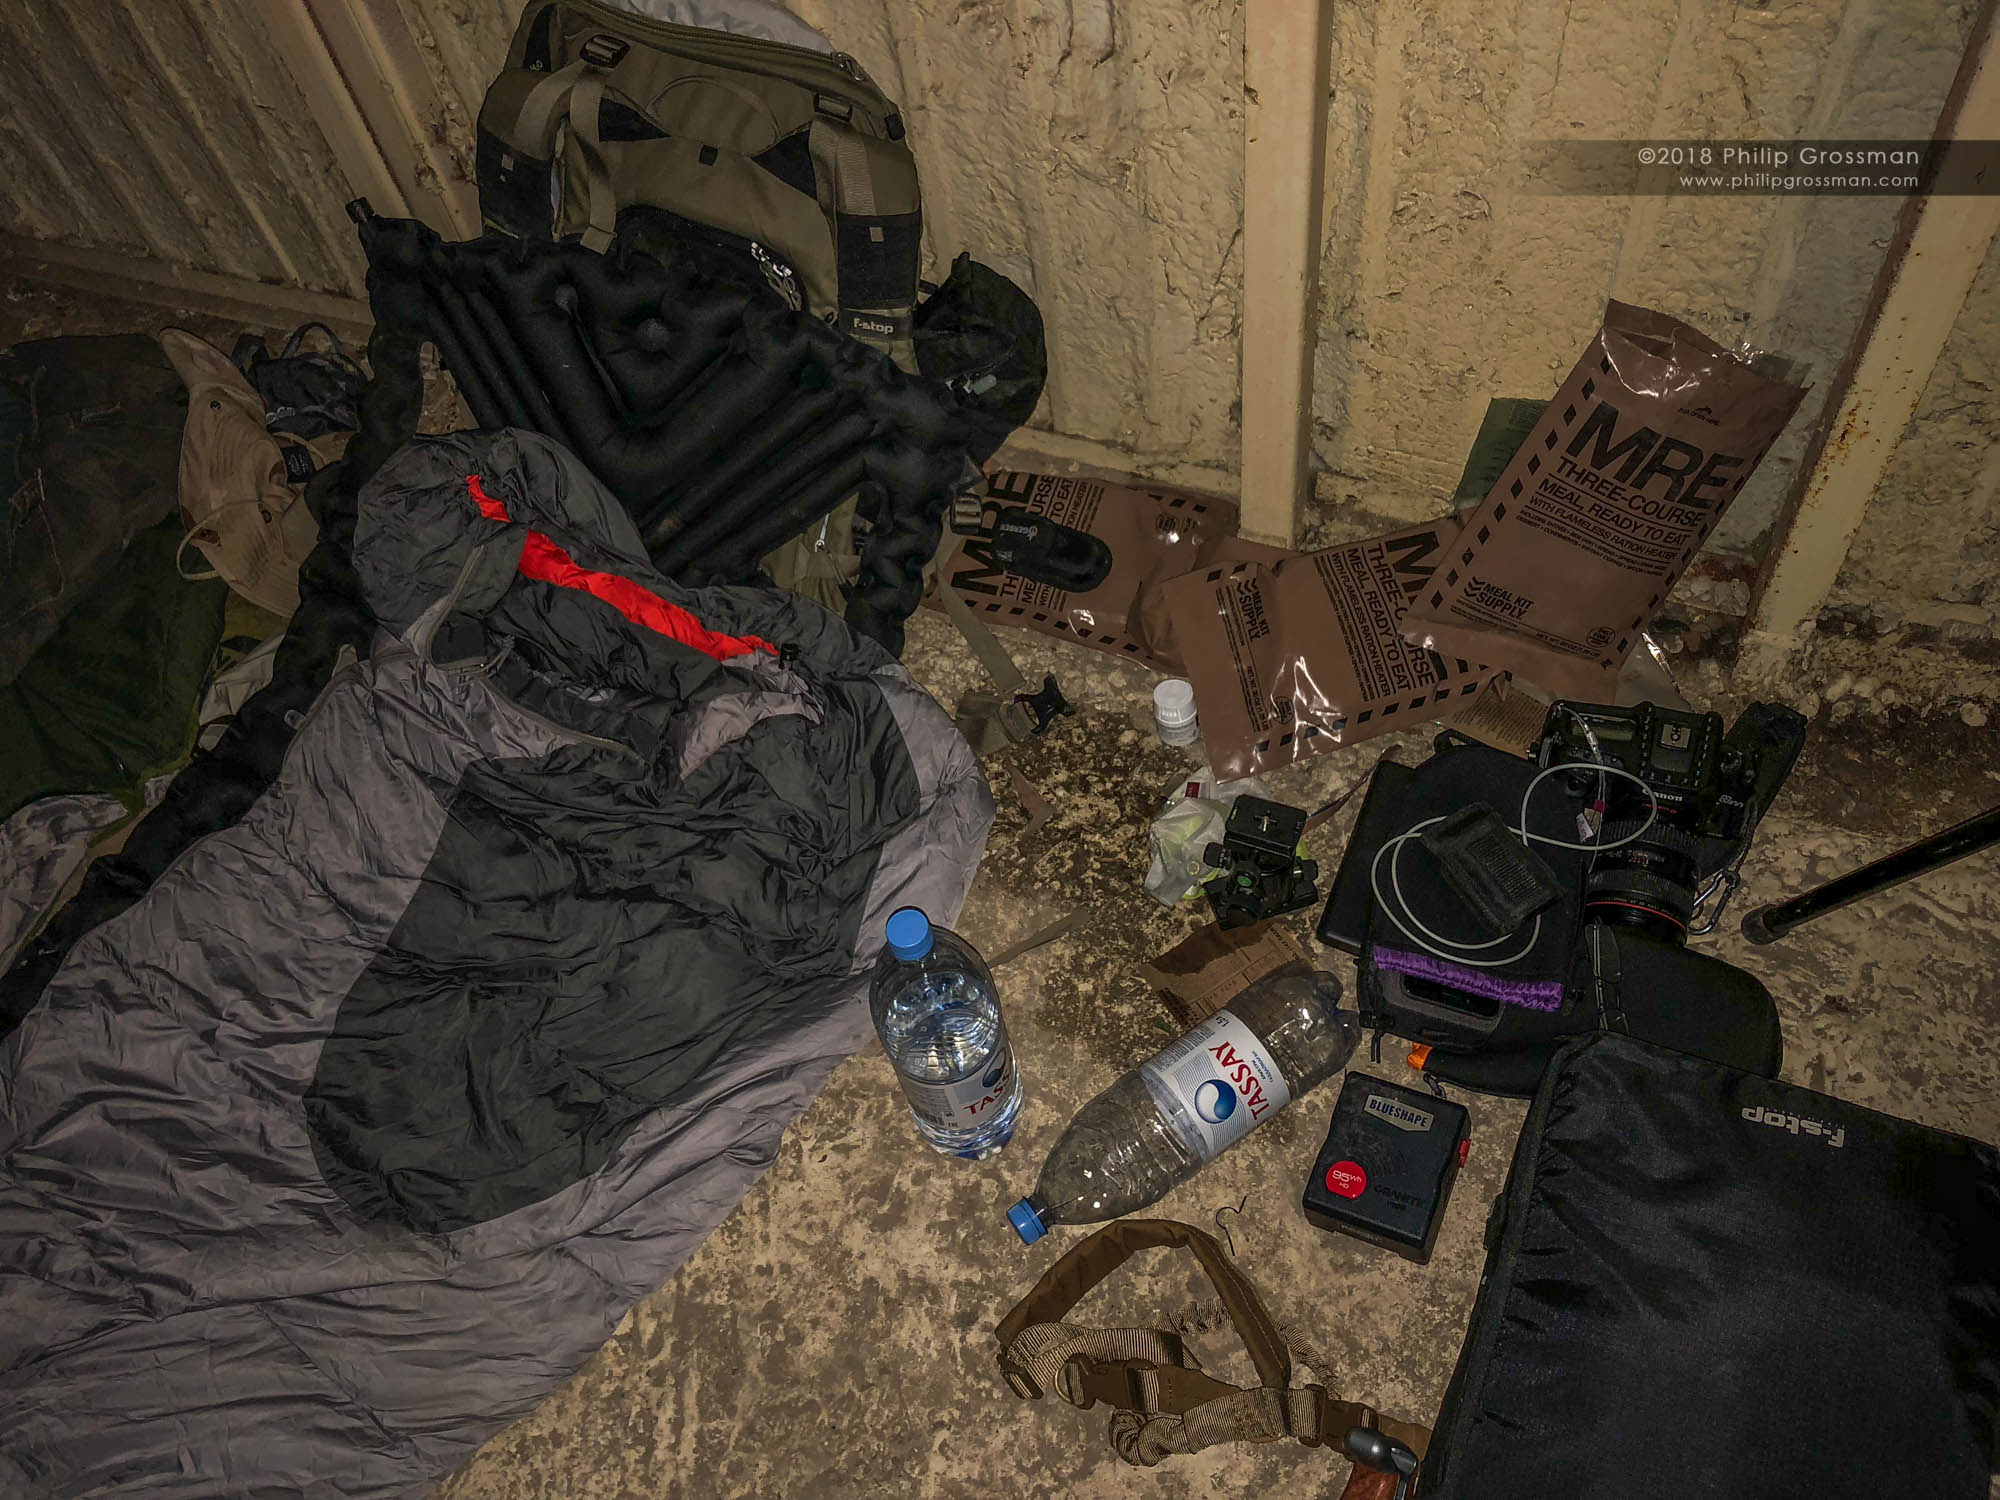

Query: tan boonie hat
[161,329,343,619]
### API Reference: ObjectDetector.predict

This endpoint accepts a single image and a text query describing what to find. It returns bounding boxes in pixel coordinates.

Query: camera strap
[1585,922,1630,1035]
[995,1219,1428,1495]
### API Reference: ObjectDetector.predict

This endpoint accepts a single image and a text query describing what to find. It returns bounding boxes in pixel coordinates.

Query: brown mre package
[1166,518,1503,780]
[1402,300,1806,698]
[933,471,1244,671]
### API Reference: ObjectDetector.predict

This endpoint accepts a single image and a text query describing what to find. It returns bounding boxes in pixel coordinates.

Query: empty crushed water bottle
[870,907,1022,1159]
[1007,961,1355,1242]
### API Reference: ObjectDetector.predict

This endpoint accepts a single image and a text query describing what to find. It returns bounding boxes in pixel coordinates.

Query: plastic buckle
[1014,674,1074,734]
[950,490,986,535]
[578,33,629,67]
[999,1362,1043,1401]
[1058,1354,1157,1413]
[997,1344,1044,1401]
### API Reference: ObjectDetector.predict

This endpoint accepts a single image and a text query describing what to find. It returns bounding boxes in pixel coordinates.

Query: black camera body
[1319,702,1805,1096]
[1202,795,1320,930]
[1536,701,1807,942]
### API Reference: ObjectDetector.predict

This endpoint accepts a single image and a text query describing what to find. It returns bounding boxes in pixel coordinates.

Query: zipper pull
[833,50,865,80]
[751,242,803,311]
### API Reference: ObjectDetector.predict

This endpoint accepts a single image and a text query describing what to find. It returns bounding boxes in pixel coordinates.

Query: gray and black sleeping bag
[0,427,992,1496]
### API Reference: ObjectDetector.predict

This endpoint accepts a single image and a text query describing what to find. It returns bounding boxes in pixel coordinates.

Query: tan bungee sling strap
[996,1219,1429,1498]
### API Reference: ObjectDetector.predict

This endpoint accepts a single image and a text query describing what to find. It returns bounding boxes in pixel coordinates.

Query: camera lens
[1586,820,1704,944]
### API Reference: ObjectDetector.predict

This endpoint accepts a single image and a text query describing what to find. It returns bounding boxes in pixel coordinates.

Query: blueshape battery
[1302,1072,1470,1263]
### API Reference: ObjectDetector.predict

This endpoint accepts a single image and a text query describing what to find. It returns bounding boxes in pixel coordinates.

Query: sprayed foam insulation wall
[1,0,1993,642]
[786,0,1248,473]
[1307,0,1976,565]
[1825,228,2000,639]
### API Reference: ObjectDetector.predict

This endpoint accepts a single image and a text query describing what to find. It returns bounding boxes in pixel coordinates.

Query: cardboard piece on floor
[1445,682,1549,757]
[1142,919,1309,1030]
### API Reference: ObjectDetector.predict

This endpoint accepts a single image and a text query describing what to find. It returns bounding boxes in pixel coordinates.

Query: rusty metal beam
[324,0,483,239]
[261,0,414,222]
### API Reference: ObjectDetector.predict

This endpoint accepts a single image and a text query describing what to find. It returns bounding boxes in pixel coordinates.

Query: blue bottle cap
[1007,1197,1046,1245]
[885,906,933,961]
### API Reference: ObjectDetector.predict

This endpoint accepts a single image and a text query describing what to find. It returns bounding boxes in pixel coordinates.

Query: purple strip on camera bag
[1373,946,1566,1012]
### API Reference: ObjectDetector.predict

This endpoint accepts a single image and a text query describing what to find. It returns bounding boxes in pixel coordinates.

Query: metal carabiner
[1687,866,1742,936]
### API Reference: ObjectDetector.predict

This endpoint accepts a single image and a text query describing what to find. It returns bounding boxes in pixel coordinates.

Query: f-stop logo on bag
[1742,1104,1846,1148]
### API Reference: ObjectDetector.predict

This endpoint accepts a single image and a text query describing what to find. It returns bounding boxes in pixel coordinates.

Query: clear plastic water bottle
[870,907,1022,1159]
[1006,962,1355,1242]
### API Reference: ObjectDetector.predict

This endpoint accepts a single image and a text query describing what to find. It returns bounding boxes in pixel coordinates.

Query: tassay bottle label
[1139,1009,1291,1160]
[899,1030,1016,1131]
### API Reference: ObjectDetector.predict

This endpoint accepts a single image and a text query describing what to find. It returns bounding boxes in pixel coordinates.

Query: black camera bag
[1419,1032,2000,1498]
[1336,738,1781,1095]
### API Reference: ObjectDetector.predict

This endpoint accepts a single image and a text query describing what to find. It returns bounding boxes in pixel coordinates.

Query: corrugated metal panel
[0,1,378,295]
[115,0,352,288]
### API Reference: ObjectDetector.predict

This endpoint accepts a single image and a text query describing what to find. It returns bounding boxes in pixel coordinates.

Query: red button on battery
[1324,1160,1368,1198]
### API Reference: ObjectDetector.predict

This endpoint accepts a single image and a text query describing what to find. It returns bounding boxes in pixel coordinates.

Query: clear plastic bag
[1143,766,1270,906]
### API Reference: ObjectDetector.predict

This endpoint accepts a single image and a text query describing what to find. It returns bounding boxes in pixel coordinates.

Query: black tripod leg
[1740,804,2000,943]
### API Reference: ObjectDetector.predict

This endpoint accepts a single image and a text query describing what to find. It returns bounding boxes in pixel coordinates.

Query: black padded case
[1420,1032,2000,1499]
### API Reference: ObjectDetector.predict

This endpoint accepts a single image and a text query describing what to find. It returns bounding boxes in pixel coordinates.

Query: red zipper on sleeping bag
[467,474,776,662]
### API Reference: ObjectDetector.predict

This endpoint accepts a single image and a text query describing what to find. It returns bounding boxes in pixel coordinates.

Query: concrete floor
[437,607,2000,1500]
[4,278,1994,1497]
